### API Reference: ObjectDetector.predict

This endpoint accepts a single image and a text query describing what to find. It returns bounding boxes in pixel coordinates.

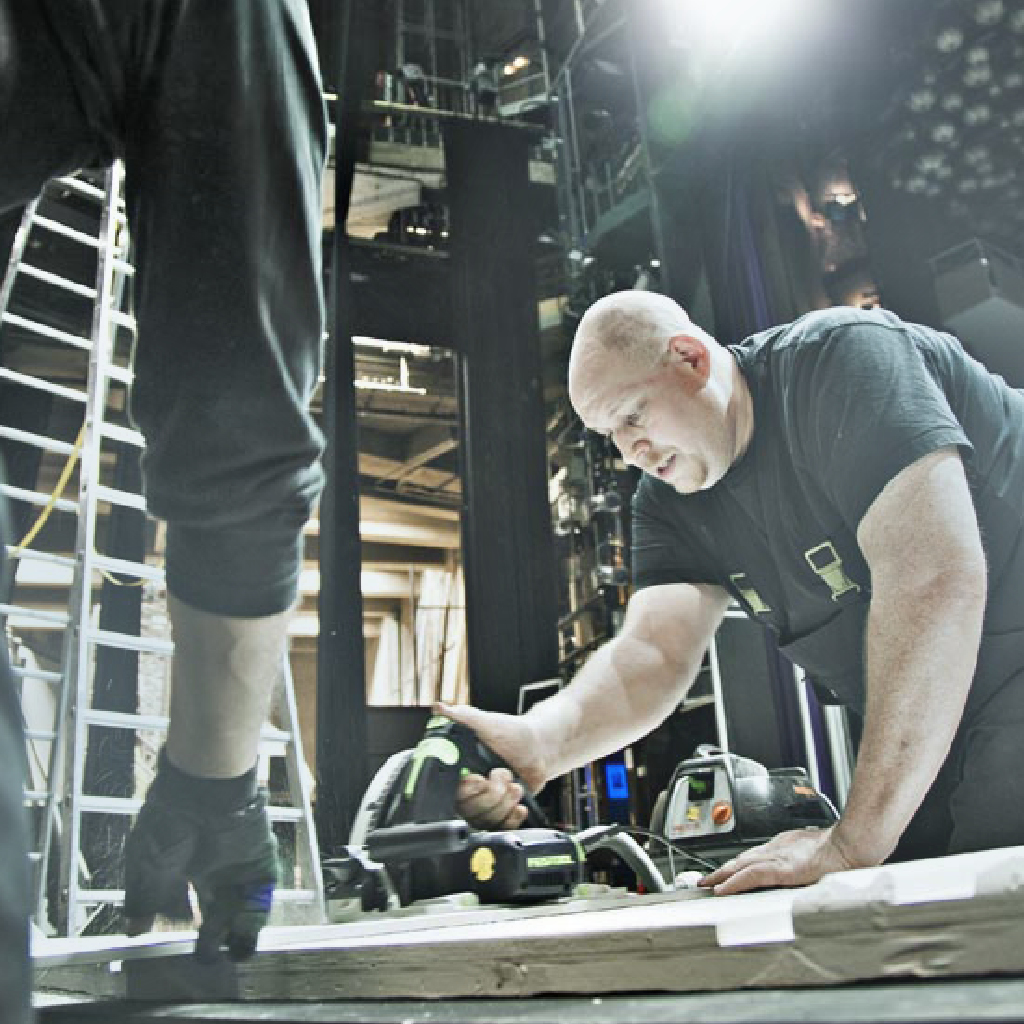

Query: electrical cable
[10,423,84,558]
[9,421,145,587]
[620,824,721,876]
[570,821,721,888]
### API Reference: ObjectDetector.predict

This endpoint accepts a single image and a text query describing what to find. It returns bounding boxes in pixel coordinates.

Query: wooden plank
[33,847,1024,1002]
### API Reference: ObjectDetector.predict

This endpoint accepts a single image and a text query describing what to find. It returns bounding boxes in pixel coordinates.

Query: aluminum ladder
[0,163,324,936]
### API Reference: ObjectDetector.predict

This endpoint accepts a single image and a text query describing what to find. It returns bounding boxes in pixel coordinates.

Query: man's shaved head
[568,291,693,414]
[565,290,752,494]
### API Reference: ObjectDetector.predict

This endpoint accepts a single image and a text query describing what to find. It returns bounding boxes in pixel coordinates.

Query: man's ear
[667,333,712,386]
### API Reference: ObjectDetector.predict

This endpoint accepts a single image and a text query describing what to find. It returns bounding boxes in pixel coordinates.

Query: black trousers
[0,0,327,617]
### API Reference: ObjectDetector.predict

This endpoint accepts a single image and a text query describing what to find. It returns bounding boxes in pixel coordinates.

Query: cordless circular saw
[324,715,590,914]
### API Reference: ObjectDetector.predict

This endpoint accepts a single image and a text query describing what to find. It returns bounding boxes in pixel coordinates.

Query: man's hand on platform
[698,826,861,896]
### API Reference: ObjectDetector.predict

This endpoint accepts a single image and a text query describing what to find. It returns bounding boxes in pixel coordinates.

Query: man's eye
[625,412,642,428]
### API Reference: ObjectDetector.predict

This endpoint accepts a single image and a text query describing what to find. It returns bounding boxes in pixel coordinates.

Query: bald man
[442,292,1024,895]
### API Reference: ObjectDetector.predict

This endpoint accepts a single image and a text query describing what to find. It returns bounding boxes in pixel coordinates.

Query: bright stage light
[667,0,812,52]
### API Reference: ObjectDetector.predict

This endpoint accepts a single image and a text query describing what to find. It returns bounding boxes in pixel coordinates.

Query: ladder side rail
[0,197,41,316]
[20,185,92,929]
[5,183,94,930]
[57,162,128,935]
[276,656,325,921]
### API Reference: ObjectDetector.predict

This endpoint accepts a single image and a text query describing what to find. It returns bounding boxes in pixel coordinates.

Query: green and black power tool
[332,715,587,910]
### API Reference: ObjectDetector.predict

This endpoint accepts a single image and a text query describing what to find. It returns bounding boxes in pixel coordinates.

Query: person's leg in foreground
[112,0,327,960]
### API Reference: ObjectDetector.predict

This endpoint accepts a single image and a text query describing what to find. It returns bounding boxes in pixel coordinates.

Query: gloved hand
[123,760,279,962]
[190,792,279,962]
[122,792,197,931]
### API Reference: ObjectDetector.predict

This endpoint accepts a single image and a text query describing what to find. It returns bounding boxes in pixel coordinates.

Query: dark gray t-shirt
[631,307,1024,713]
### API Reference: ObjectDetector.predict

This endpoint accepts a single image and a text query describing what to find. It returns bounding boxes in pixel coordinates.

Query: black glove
[190,792,279,962]
[123,754,280,962]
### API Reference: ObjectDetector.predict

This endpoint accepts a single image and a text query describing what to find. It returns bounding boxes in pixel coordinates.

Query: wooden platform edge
[35,846,1024,1002]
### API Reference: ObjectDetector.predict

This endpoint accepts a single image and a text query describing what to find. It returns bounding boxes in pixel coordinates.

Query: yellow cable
[101,570,144,588]
[9,422,145,587]
[10,424,85,557]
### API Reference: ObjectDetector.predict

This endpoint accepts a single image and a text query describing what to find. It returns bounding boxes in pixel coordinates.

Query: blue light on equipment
[604,761,630,801]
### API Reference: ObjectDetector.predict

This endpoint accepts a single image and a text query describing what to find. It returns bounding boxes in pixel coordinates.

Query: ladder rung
[0,603,70,627]
[54,176,106,201]
[20,263,97,300]
[30,214,102,249]
[268,807,305,824]
[84,627,173,656]
[82,709,168,731]
[113,258,135,277]
[91,553,163,582]
[267,888,319,903]
[75,889,126,906]
[0,425,77,457]
[109,309,136,330]
[0,368,87,403]
[23,790,49,804]
[0,482,78,515]
[79,709,292,751]
[99,422,145,449]
[1,311,92,350]
[24,728,57,742]
[6,545,76,569]
[72,886,317,908]
[106,363,134,385]
[79,795,140,815]
[95,484,147,512]
[11,664,63,685]
[74,796,307,825]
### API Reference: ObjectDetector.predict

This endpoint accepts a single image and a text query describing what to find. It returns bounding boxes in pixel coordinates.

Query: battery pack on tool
[457,828,585,903]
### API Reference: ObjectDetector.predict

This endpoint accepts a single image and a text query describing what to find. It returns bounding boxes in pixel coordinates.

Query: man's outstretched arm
[441,581,730,828]
[703,447,987,894]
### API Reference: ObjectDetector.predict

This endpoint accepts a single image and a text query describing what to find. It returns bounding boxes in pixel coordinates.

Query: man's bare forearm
[832,572,986,866]
[523,625,704,785]
[835,449,988,867]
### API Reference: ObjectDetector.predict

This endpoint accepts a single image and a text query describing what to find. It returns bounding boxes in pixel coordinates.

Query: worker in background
[442,290,1024,894]
[0,0,327,976]
[399,62,432,107]
[469,61,500,118]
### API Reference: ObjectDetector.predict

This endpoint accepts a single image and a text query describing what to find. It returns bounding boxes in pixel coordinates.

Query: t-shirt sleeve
[631,479,719,591]
[789,321,971,530]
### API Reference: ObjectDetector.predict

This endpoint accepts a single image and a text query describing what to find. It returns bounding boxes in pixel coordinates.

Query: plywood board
[33,846,1024,1002]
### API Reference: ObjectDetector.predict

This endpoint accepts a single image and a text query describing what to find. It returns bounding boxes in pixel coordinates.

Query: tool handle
[390,716,549,828]
[366,820,470,862]
[516,786,548,827]
[451,720,549,827]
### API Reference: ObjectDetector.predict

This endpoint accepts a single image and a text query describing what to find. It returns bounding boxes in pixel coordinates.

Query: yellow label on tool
[470,847,496,882]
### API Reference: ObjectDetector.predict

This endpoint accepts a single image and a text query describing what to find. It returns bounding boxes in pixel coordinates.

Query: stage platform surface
[32,845,1024,1014]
